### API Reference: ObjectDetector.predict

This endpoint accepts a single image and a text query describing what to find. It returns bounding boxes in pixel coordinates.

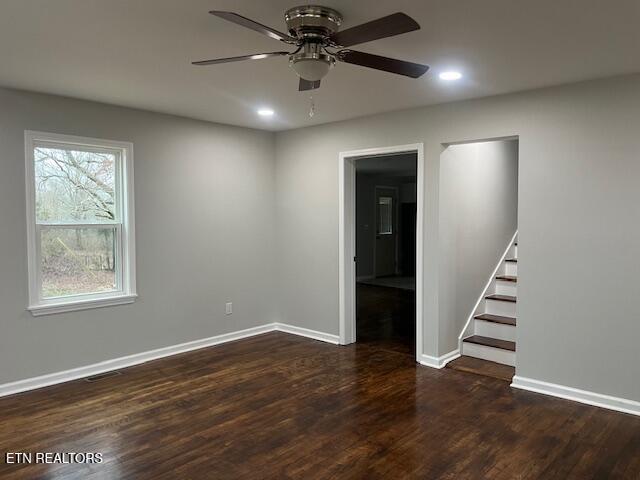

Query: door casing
[338,143,424,363]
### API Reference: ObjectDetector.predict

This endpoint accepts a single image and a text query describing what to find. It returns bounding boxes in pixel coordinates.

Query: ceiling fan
[192,6,429,91]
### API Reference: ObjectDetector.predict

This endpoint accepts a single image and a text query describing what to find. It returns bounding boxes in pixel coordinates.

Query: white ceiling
[1,0,638,131]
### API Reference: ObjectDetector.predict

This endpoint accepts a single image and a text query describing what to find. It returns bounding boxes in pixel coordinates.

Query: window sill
[28,294,138,317]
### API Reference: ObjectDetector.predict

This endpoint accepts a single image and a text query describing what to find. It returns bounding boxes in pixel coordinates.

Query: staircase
[461,240,517,367]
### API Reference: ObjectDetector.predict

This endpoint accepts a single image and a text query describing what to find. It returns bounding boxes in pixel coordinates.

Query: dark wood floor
[1,333,639,479]
[447,355,515,382]
[356,283,415,357]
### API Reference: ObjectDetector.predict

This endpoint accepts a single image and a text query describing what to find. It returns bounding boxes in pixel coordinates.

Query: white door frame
[338,143,424,363]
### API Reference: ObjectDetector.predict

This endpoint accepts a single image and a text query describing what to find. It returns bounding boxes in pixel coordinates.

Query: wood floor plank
[0,332,638,479]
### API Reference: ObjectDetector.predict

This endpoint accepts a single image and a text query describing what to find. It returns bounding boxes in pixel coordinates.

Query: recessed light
[251,54,268,60]
[439,71,462,81]
[257,108,275,117]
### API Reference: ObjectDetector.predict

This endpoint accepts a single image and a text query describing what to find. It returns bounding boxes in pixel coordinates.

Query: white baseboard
[274,323,340,344]
[419,349,460,369]
[0,322,338,398]
[511,375,640,417]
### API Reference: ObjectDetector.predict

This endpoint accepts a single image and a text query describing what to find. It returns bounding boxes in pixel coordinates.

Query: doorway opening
[438,137,520,380]
[339,144,424,362]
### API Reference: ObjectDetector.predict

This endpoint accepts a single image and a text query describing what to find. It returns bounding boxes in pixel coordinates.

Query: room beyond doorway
[354,152,418,356]
[339,144,424,362]
[338,143,424,362]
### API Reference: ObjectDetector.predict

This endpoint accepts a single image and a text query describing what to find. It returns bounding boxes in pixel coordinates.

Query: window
[25,131,136,316]
[378,196,393,235]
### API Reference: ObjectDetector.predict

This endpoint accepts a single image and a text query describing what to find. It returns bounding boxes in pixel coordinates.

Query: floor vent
[85,371,122,382]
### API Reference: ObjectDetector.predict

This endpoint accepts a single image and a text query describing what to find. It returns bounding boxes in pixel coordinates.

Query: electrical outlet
[225,302,233,315]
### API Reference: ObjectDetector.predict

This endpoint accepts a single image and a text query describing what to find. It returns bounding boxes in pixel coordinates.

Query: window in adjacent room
[378,196,393,235]
[25,131,136,316]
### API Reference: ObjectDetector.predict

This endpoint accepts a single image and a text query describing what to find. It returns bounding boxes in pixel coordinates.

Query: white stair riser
[462,342,516,367]
[475,320,516,342]
[495,281,517,296]
[485,298,517,317]
[505,262,517,276]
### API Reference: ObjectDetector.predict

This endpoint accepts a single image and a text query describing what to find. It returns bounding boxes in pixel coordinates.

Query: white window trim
[25,131,137,316]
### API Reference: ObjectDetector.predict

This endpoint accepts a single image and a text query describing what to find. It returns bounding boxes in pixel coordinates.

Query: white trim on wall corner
[0,323,338,398]
[419,349,461,369]
[511,376,640,417]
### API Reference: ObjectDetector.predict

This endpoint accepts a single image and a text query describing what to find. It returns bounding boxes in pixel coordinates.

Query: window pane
[378,197,393,234]
[41,228,118,299]
[34,146,117,222]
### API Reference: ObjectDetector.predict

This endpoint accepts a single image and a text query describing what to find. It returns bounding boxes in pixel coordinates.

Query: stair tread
[496,275,517,282]
[464,335,516,352]
[447,356,515,381]
[474,313,516,326]
[505,258,518,263]
[485,294,517,303]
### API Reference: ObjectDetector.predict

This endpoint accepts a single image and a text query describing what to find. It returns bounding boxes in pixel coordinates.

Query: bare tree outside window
[35,147,116,222]
[34,147,118,298]
[25,132,135,316]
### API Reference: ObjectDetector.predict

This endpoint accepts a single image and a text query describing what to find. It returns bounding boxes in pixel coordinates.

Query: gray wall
[2,74,640,404]
[275,74,640,402]
[439,140,519,352]
[0,88,277,384]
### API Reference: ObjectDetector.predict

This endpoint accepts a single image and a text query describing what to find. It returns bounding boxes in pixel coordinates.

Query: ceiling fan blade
[299,78,321,91]
[337,50,429,78]
[330,12,420,47]
[192,51,289,66]
[210,11,297,44]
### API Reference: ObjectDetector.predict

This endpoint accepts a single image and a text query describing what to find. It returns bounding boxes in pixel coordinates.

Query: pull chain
[309,95,315,118]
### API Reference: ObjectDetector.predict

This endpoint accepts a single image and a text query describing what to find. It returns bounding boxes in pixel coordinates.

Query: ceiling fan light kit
[193,5,429,91]
[289,43,335,82]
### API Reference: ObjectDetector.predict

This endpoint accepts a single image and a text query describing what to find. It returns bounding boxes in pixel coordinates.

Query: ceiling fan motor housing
[284,5,342,40]
[285,6,342,82]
